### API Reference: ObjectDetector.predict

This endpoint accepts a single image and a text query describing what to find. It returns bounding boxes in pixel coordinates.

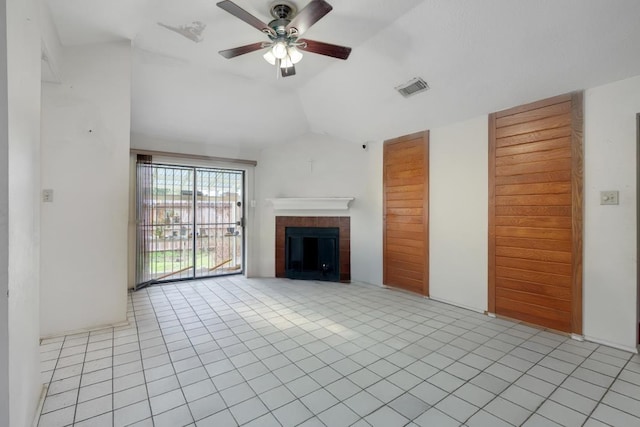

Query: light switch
[600,190,619,205]
[42,189,54,203]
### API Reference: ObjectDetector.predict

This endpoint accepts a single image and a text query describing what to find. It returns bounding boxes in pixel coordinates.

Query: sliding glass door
[136,160,244,288]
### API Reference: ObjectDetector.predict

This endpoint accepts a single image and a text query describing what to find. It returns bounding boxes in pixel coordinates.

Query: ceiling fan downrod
[270,2,296,20]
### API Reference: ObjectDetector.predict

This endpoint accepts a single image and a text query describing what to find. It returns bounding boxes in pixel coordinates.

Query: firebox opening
[285,227,339,282]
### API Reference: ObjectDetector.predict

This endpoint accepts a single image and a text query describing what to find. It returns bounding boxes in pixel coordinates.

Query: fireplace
[275,216,350,282]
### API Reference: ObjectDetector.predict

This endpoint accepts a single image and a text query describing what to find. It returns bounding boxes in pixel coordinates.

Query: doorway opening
[135,160,244,289]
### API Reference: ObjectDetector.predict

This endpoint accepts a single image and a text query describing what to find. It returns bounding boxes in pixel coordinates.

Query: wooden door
[383,131,429,295]
[489,93,583,333]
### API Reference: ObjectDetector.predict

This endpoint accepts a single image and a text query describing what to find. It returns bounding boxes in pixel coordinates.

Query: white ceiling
[45,0,640,149]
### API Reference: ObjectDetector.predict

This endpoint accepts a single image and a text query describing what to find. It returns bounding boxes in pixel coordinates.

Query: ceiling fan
[217,0,352,78]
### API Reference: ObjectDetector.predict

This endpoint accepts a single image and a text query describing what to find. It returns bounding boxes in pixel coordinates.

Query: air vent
[395,77,430,98]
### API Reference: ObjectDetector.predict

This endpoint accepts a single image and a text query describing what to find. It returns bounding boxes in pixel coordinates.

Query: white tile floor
[38,276,640,427]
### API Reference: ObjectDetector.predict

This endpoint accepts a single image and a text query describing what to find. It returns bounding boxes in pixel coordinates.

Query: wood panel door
[383,131,429,296]
[489,93,583,334]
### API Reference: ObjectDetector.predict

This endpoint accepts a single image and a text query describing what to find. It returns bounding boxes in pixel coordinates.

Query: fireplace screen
[285,227,339,282]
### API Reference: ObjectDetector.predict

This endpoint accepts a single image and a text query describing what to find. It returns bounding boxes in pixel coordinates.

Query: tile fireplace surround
[275,216,351,282]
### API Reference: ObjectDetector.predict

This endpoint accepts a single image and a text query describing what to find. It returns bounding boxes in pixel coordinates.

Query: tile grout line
[130,288,158,426]
[160,281,229,426]
[113,295,138,427]
[208,279,406,424]
[515,338,601,427]
[190,278,315,425]
[451,327,567,426]
[435,325,576,426]
[38,337,63,421]
[206,279,510,425]
[37,277,640,427]
[111,318,115,427]
[178,279,267,424]
[233,279,554,425]
[70,332,89,426]
[193,278,359,425]
[581,352,637,426]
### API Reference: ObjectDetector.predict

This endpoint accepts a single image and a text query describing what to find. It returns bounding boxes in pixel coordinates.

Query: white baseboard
[570,333,585,342]
[349,280,383,289]
[583,335,639,354]
[40,319,130,342]
[32,384,47,427]
[428,296,486,314]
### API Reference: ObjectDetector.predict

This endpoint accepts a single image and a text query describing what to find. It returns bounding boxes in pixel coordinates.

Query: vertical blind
[135,156,244,289]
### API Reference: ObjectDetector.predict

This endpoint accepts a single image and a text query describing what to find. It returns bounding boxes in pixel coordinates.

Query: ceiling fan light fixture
[288,46,303,64]
[280,55,293,69]
[263,50,276,65]
[272,41,288,59]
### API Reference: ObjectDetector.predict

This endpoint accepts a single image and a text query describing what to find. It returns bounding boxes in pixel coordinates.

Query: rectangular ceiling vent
[395,77,430,98]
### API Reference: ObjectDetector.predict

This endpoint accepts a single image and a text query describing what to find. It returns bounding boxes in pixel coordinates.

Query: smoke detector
[395,77,430,98]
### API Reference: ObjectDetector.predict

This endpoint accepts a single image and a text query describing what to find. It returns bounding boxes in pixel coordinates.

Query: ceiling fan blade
[219,42,266,59]
[281,64,296,78]
[299,39,351,60]
[286,0,332,37]
[217,1,272,34]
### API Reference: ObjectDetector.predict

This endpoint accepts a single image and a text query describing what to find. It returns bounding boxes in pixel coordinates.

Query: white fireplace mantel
[268,197,355,211]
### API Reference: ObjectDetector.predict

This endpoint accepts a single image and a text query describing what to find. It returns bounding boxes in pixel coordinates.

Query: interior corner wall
[583,75,640,351]
[40,42,131,337]
[255,133,383,285]
[429,116,489,312]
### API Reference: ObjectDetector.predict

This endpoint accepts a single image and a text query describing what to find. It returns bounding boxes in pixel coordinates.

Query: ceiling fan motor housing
[269,2,297,35]
[269,19,290,35]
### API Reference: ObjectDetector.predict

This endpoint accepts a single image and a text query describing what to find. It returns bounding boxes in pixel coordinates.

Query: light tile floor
[38,277,640,427]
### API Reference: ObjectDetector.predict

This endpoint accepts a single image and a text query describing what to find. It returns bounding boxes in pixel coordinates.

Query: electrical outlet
[600,190,619,205]
[42,189,54,203]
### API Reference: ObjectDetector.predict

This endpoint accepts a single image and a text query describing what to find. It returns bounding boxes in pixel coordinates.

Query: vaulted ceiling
[44,0,640,149]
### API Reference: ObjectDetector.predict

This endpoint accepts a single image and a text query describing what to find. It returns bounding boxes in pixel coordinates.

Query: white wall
[4,0,42,423]
[131,133,260,162]
[429,117,489,312]
[256,133,384,285]
[0,0,10,423]
[40,42,131,336]
[583,75,640,351]
[39,1,62,83]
